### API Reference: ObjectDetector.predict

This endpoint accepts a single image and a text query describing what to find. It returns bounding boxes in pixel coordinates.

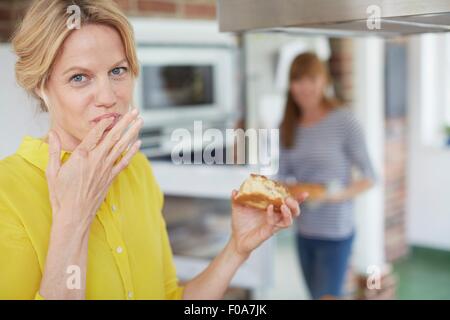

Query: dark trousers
[295,232,355,299]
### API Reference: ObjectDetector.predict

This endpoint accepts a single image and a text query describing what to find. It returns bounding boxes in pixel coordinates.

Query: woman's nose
[95,77,117,108]
[298,86,313,96]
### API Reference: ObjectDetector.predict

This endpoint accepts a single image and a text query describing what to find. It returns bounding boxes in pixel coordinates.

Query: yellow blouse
[0,136,184,300]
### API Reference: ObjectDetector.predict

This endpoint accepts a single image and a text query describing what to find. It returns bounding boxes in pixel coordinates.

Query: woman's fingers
[269,201,296,229]
[106,116,143,165]
[46,131,62,211]
[278,204,293,228]
[111,139,142,177]
[46,130,61,180]
[266,204,277,226]
[77,117,115,155]
[285,197,301,217]
[100,108,139,154]
[230,189,240,206]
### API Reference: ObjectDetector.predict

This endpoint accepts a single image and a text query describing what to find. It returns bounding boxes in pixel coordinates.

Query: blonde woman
[0,0,301,300]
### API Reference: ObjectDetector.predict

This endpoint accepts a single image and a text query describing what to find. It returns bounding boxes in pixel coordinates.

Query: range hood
[217,0,450,37]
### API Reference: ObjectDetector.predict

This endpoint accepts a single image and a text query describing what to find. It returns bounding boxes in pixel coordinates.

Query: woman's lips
[91,113,121,131]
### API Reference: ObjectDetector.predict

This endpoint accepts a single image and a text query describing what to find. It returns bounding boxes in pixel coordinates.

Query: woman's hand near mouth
[40,108,143,299]
[91,112,122,135]
[47,108,142,219]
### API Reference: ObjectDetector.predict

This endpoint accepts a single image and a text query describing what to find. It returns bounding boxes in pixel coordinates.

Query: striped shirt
[278,108,375,240]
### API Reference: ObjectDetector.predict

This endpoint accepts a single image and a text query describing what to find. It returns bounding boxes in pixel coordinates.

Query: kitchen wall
[0,0,217,42]
[114,0,216,19]
[0,44,49,159]
[407,33,450,251]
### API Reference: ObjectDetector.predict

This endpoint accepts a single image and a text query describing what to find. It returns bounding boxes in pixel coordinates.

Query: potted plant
[445,125,450,146]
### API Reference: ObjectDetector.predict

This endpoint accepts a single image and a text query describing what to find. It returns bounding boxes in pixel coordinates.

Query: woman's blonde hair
[280,52,342,149]
[11,0,139,112]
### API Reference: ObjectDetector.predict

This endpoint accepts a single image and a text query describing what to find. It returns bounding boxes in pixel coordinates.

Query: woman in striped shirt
[278,52,375,299]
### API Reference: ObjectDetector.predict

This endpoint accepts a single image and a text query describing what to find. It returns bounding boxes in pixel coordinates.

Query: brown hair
[279,52,341,149]
[11,0,139,112]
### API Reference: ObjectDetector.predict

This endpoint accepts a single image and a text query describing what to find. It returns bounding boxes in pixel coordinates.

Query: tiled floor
[254,228,310,300]
[394,246,450,299]
[255,231,450,300]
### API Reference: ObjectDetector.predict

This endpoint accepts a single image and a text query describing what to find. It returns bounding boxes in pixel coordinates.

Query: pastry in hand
[234,174,291,211]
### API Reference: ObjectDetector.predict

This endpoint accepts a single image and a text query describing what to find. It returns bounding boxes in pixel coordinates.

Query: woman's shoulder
[126,151,164,209]
[329,107,361,129]
[0,154,29,188]
[125,151,160,187]
[0,154,32,218]
[128,151,154,174]
[0,152,25,167]
[329,106,354,121]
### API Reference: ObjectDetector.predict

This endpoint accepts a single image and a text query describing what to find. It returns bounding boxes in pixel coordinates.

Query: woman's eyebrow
[111,58,128,67]
[62,66,91,76]
[62,59,128,76]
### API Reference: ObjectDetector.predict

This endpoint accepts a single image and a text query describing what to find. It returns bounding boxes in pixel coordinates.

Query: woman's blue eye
[71,74,86,83]
[111,67,127,76]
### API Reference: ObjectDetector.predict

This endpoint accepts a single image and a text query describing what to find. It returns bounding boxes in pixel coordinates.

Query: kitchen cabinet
[151,160,275,290]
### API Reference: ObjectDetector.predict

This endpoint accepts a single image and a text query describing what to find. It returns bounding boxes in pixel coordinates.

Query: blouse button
[116,246,123,254]
[128,291,133,299]
[111,204,117,212]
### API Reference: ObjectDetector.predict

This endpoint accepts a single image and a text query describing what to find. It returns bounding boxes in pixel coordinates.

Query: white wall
[0,44,49,160]
[407,34,450,251]
[352,37,386,273]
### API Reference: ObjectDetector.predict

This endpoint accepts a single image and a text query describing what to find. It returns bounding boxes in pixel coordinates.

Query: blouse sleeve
[158,210,185,300]
[0,207,42,299]
[143,155,185,300]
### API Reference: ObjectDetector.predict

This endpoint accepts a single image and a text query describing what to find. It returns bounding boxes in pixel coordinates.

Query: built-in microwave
[130,19,240,158]
[135,44,239,157]
[136,45,237,123]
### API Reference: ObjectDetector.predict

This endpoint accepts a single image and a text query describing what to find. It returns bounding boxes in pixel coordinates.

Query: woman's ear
[34,88,42,99]
[34,87,50,112]
[41,89,49,108]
